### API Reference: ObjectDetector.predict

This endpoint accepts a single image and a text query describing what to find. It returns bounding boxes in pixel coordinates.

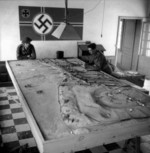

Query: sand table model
[6,58,150,153]
[53,58,150,126]
[59,82,150,134]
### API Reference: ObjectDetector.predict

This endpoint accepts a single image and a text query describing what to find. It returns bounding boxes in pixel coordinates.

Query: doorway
[115,17,143,71]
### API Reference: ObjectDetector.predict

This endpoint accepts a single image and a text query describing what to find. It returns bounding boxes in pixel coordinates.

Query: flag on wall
[19,6,83,40]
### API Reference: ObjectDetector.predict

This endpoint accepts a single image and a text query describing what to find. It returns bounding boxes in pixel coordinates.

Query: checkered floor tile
[0,86,131,153]
[0,87,38,153]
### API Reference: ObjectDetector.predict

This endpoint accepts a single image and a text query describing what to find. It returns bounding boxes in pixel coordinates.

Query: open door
[116,18,142,71]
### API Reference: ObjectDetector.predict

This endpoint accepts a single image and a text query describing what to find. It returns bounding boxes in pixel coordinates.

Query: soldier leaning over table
[80,43,114,75]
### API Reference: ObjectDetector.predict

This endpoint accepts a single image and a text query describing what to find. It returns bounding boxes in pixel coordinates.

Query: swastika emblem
[21,9,30,18]
[33,13,53,35]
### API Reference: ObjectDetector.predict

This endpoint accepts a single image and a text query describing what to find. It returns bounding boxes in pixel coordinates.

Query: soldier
[80,43,114,74]
[16,37,36,60]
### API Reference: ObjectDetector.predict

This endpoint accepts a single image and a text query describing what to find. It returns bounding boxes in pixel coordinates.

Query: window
[141,22,150,57]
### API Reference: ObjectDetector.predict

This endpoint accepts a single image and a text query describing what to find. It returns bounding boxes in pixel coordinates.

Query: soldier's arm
[93,54,105,70]
[29,45,36,59]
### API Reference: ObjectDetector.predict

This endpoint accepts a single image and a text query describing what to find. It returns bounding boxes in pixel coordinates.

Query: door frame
[115,16,144,70]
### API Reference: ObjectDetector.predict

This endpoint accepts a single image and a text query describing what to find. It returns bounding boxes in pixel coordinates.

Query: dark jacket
[81,50,113,74]
[17,44,36,60]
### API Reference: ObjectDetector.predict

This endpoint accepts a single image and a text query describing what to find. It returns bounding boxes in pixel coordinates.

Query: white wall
[0,0,148,60]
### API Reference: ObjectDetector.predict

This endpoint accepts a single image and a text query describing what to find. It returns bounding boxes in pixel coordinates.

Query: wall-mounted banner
[19,6,83,40]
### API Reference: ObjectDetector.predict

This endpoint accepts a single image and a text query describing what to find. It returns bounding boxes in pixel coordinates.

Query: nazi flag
[19,6,83,40]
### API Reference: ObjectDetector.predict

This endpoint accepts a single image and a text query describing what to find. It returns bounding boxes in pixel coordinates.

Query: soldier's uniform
[17,44,36,60]
[16,37,36,60]
[81,50,113,74]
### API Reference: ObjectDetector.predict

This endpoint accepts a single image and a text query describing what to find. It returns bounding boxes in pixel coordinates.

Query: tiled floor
[0,86,38,153]
[0,86,144,153]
